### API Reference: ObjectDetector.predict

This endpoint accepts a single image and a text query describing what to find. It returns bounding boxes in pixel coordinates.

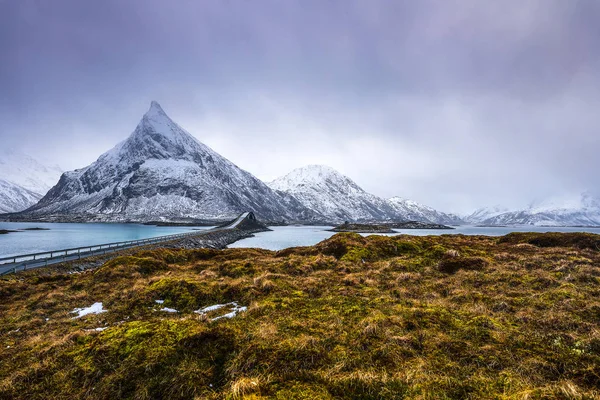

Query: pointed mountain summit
[24,102,313,221]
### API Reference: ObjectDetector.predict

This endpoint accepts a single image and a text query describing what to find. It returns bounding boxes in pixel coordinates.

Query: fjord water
[228,224,600,251]
[2,222,600,258]
[0,222,211,258]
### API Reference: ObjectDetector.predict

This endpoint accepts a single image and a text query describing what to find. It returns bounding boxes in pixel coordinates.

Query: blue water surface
[0,222,212,258]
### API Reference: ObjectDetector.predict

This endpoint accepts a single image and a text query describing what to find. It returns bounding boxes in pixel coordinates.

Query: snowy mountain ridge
[269,165,395,222]
[387,196,464,225]
[269,165,462,224]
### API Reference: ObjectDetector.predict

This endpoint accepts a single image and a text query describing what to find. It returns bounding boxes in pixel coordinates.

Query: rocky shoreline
[160,225,268,250]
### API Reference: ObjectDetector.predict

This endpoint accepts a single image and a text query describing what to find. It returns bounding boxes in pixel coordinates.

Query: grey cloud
[1,0,599,214]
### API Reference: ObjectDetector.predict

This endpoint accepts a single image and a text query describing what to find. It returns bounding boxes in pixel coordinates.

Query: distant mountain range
[1,101,598,227]
[467,193,600,226]
[0,150,62,213]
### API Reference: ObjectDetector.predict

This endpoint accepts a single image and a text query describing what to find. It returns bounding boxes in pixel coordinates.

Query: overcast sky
[1,0,599,214]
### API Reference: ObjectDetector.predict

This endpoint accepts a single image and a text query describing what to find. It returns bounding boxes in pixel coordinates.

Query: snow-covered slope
[24,101,315,222]
[478,193,600,226]
[0,150,62,213]
[0,179,42,214]
[0,149,62,195]
[269,165,395,222]
[386,197,464,225]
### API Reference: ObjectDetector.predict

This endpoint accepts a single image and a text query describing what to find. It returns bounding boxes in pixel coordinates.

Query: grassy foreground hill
[1,232,599,399]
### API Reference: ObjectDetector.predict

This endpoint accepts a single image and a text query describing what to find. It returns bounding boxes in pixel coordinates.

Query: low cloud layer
[1,0,599,214]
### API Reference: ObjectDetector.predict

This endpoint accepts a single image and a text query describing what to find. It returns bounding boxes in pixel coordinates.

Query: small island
[329,221,454,233]
[390,221,454,229]
[328,223,395,233]
[0,227,50,234]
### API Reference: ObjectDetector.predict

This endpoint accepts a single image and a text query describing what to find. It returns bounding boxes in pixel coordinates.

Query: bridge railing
[0,212,250,276]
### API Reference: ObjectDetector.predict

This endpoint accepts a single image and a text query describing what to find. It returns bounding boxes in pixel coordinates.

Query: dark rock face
[21,102,319,223]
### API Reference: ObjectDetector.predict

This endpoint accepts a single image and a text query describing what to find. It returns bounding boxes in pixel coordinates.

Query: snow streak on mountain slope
[269,165,395,222]
[25,101,314,221]
[478,193,600,226]
[0,149,62,195]
[386,197,464,225]
[0,179,42,213]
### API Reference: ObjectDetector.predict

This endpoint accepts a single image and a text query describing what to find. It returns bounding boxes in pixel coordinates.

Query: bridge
[0,212,256,276]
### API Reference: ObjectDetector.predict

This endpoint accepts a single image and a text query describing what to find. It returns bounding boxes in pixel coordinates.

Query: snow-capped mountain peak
[269,165,461,224]
[270,165,365,195]
[99,101,207,167]
[23,102,316,222]
[269,165,390,222]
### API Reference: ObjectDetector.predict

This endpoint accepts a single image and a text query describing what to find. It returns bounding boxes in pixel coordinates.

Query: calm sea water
[228,224,600,251]
[2,222,600,257]
[0,222,213,258]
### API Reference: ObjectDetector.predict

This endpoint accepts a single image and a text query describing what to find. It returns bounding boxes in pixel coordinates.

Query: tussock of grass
[1,232,600,399]
[500,231,600,250]
[437,256,488,274]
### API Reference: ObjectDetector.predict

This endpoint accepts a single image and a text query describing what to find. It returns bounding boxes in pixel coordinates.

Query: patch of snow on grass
[155,300,164,304]
[160,307,178,313]
[71,302,107,319]
[196,303,228,313]
[213,306,248,321]
[195,302,247,321]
